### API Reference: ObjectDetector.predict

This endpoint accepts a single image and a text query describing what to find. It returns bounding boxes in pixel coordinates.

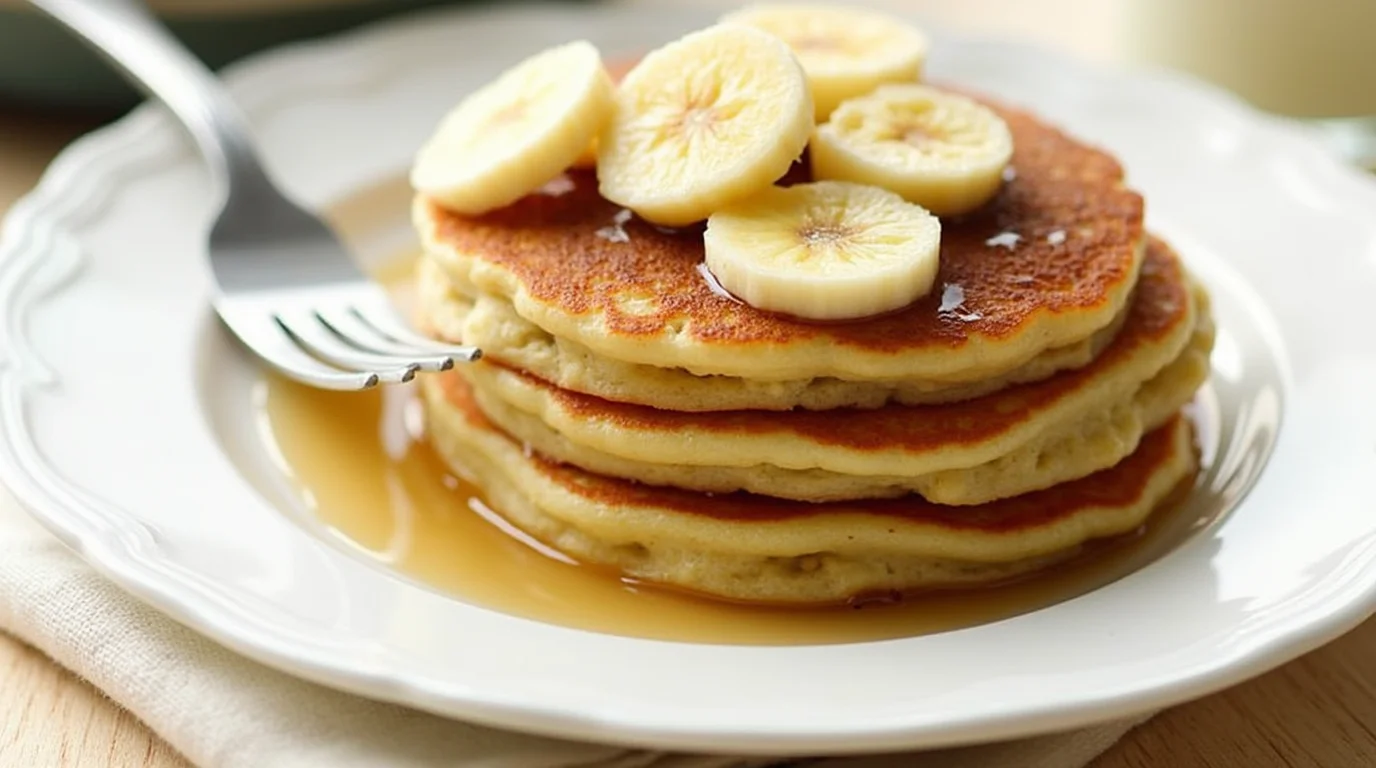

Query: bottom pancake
[421,374,1199,605]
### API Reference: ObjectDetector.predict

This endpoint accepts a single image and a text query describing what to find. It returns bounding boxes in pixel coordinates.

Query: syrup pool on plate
[255,256,1222,646]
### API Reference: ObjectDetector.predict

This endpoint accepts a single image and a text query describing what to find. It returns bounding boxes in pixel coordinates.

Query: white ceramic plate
[3,1,1376,756]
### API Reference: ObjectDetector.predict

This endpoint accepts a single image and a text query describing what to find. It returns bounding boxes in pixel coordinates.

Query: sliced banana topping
[704,181,941,321]
[569,57,638,170]
[722,3,928,121]
[811,84,1014,216]
[596,23,814,226]
[411,40,613,215]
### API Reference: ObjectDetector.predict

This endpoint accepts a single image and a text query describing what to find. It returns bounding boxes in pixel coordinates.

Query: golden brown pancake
[443,237,1206,505]
[409,68,1208,604]
[416,255,1131,411]
[456,301,1210,504]
[421,372,1198,604]
[416,93,1145,390]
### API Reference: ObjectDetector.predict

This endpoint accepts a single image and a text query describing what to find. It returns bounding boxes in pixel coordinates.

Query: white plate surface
[3,1,1376,756]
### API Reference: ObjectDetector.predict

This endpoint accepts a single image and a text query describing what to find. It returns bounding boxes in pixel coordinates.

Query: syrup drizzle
[256,257,1220,646]
[697,261,744,304]
[595,208,634,243]
[986,231,1022,249]
[938,283,983,322]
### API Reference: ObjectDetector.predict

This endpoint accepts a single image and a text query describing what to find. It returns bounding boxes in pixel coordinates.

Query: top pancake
[416,93,1145,383]
[451,235,1207,505]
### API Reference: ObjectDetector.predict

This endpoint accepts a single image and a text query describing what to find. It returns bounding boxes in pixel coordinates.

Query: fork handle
[29,0,270,196]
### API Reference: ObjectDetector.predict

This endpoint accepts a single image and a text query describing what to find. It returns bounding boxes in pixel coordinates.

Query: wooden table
[3,2,1375,766]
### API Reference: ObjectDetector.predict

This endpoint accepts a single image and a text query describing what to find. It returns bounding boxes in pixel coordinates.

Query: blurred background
[0,0,472,108]
[0,0,1371,169]
[2,0,1373,118]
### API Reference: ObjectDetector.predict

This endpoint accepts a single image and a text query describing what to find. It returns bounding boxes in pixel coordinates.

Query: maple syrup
[256,257,1221,646]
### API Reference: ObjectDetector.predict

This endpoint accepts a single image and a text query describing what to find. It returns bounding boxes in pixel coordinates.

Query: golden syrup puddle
[258,257,1219,646]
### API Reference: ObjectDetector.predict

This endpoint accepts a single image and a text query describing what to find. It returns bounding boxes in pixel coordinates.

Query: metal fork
[31,0,482,389]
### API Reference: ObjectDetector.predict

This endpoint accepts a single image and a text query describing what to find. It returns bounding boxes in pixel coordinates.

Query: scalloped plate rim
[1,1,1375,755]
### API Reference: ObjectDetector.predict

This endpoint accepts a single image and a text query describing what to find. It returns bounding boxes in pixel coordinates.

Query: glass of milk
[1117,0,1376,169]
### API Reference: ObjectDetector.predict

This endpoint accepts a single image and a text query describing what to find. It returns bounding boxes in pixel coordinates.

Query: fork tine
[315,308,457,372]
[275,313,418,385]
[351,296,483,362]
[217,310,381,390]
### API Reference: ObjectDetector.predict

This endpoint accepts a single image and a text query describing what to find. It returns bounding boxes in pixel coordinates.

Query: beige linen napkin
[0,495,1145,768]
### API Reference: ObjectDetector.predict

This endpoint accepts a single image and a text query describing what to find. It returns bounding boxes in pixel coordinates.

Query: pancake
[421,373,1198,604]
[443,237,1205,504]
[417,255,1130,411]
[415,93,1145,395]
[455,305,1209,504]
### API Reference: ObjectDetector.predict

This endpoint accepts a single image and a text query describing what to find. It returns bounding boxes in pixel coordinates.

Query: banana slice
[597,24,813,226]
[704,181,941,321]
[722,3,928,121]
[570,56,638,170]
[411,41,613,215]
[811,84,1014,216]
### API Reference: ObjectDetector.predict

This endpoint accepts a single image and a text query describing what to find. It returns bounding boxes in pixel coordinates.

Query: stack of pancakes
[413,97,1214,605]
